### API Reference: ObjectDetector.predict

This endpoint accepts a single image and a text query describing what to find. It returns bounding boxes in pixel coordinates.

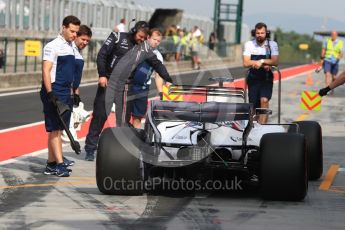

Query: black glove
[158,92,163,100]
[318,86,331,97]
[73,94,81,106]
[47,91,58,107]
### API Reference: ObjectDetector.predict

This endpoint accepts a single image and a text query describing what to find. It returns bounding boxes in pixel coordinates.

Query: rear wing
[150,101,253,123]
[166,85,246,102]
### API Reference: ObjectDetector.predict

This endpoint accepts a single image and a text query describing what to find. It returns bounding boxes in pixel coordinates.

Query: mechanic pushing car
[243,22,279,124]
[104,28,173,128]
[84,21,149,161]
[84,21,172,161]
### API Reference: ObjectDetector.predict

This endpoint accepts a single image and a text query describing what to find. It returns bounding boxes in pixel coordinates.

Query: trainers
[44,162,72,175]
[85,152,95,161]
[44,162,57,175]
[63,156,75,167]
[55,164,71,177]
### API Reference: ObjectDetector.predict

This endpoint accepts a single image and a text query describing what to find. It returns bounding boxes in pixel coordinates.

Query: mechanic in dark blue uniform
[40,15,80,177]
[84,21,151,161]
[72,25,92,105]
[60,25,92,163]
[127,28,165,128]
[243,22,279,124]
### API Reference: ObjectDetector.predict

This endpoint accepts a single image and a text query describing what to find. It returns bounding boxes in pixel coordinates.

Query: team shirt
[43,34,76,94]
[73,41,84,89]
[131,49,164,92]
[243,39,279,81]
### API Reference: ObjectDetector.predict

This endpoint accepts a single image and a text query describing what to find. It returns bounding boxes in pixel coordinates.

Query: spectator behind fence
[190,26,203,70]
[208,32,217,57]
[175,29,187,62]
[113,18,126,32]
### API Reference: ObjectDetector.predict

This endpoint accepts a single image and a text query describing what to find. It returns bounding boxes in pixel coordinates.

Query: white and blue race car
[96,77,323,201]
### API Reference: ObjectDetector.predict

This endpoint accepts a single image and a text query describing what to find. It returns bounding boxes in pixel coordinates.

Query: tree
[274,28,322,63]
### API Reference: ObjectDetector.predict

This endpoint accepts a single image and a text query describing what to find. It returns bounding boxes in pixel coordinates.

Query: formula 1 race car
[96,77,323,201]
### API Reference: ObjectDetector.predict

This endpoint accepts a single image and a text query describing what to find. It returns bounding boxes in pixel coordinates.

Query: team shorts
[128,89,149,118]
[323,60,339,76]
[247,80,273,109]
[40,88,72,132]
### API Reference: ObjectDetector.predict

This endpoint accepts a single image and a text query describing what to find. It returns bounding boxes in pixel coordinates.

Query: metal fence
[0,37,101,73]
[0,37,238,74]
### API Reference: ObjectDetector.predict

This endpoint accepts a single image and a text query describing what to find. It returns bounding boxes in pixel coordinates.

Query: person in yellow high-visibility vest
[320,31,344,88]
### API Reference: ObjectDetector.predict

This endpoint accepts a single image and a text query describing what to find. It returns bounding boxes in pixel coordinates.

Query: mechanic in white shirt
[126,28,165,128]
[40,15,81,177]
[243,22,279,124]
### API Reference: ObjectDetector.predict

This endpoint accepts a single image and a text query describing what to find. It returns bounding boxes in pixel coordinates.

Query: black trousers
[85,86,108,154]
[84,84,131,154]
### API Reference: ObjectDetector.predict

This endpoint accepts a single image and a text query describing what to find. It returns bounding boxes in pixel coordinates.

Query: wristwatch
[260,59,265,64]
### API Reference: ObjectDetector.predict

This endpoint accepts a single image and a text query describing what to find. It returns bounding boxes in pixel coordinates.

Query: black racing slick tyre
[96,127,144,195]
[260,133,307,201]
[288,121,323,180]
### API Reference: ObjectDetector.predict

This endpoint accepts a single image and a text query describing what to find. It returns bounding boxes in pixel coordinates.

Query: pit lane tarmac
[1,69,345,229]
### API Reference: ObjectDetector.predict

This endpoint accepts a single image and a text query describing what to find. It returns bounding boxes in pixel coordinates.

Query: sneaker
[63,156,75,167]
[44,162,72,175]
[55,164,71,177]
[43,162,57,175]
[85,152,95,161]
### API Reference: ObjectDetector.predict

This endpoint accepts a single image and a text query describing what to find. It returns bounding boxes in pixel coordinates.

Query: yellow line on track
[296,112,309,121]
[319,164,340,191]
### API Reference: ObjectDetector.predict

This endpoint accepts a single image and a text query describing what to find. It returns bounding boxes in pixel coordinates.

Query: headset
[130,20,149,34]
[251,22,270,39]
[251,22,272,59]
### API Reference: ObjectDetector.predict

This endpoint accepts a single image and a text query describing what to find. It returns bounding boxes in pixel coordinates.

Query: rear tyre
[96,127,144,195]
[260,133,307,201]
[288,121,323,180]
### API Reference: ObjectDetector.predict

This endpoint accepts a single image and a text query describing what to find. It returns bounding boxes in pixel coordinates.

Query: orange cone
[306,73,313,85]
